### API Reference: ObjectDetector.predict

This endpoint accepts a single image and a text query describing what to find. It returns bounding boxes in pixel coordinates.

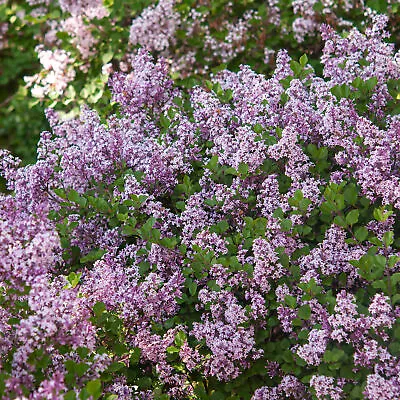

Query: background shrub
[0,0,399,162]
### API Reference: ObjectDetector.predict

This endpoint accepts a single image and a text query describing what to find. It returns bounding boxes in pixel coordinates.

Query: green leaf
[64,391,76,400]
[365,76,378,91]
[354,226,368,242]
[273,207,284,219]
[121,224,136,236]
[390,273,400,287]
[372,279,386,290]
[193,382,209,400]
[159,236,178,249]
[352,254,386,281]
[101,52,114,64]
[280,219,292,232]
[188,280,197,296]
[323,348,346,363]
[113,342,128,356]
[67,272,81,288]
[167,107,176,119]
[284,295,297,308]
[89,197,111,213]
[65,360,90,377]
[207,280,221,291]
[298,198,311,212]
[298,330,309,340]
[159,114,170,129]
[389,342,400,356]
[210,391,226,400]
[331,83,351,99]
[238,162,249,175]
[351,77,363,88]
[333,215,346,227]
[295,189,304,201]
[117,213,128,222]
[176,201,185,211]
[383,231,394,248]
[207,155,218,170]
[80,248,106,263]
[107,362,125,372]
[56,31,70,41]
[350,385,364,398]
[373,207,393,222]
[392,294,400,305]
[298,304,311,320]
[299,54,308,67]
[86,380,101,399]
[141,217,157,234]
[130,348,141,364]
[67,189,87,207]
[77,347,89,359]
[253,123,263,134]
[344,184,358,205]
[54,188,66,199]
[346,209,359,225]
[166,346,180,354]
[215,219,229,233]
[93,302,106,316]
[175,331,187,347]
[290,60,302,76]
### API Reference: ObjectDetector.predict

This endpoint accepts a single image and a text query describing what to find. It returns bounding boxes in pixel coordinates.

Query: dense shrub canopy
[1,11,400,399]
[1,1,400,400]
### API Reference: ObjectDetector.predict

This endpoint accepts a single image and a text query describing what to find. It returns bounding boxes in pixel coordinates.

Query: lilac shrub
[4,0,400,106]
[1,15,400,399]
[2,0,399,162]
